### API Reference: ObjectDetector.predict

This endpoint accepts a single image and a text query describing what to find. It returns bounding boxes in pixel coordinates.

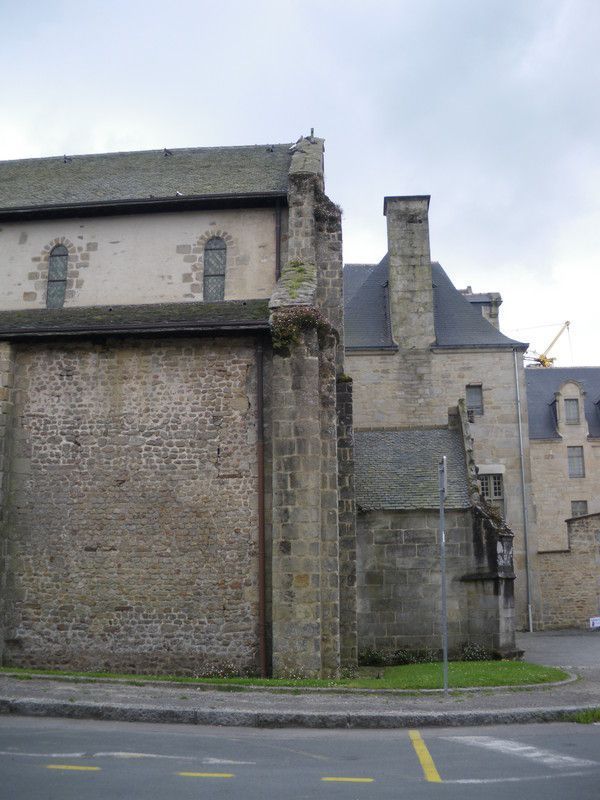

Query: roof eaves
[0,191,288,220]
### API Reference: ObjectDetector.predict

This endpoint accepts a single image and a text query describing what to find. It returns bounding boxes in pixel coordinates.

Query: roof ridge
[0,143,293,167]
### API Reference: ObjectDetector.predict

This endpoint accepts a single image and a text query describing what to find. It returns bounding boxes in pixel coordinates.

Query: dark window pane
[571,500,588,517]
[203,275,225,302]
[204,240,226,276]
[203,237,226,300]
[47,280,67,309]
[48,245,68,280]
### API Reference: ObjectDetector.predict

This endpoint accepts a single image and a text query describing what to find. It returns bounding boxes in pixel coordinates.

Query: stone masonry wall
[270,329,326,676]
[356,507,516,657]
[531,439,600,553]
[336,378,358,668]
[0,336,262,675]
[357,509,474,655]
[537,513,600,628]
[0,342,15,662]
[268,136,347,677]
[349,347,537,629]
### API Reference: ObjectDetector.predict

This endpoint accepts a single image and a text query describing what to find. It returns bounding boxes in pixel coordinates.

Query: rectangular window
[565,399,580,424]
[466,385,483,419]
[480,473,504,501]
[480,473,505,516]
[571,500,588,517]
[567,446,585,478]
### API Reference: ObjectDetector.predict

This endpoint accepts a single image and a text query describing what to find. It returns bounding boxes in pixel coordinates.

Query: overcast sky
[2,0,598,365]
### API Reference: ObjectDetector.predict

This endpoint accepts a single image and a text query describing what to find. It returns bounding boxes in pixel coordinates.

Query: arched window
[203,237,226,301]
[47,244,68,308]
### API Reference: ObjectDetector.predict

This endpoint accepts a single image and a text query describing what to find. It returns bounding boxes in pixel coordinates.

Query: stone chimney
[384,196,435,350]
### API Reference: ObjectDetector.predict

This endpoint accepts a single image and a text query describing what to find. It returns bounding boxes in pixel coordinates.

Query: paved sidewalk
[0,632,598,729]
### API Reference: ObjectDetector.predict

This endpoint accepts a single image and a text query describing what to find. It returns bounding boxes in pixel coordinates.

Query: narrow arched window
[47,244,68,308]
[203,237,226,301]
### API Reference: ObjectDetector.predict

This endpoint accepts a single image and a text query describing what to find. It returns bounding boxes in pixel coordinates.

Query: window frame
[203,236,227,302]
[567,446,585,478]
[46,244,69,309]
[564,398,580,424]
[466,384,484,419]
[571,500,588,518]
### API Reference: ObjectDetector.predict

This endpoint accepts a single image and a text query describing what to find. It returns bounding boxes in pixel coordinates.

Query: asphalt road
[1,716,599,799]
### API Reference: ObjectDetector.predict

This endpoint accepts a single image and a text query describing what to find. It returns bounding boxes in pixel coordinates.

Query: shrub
[461,641,492,661]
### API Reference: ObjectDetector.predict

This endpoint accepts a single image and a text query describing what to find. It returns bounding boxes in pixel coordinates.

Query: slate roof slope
[525,367,600,439]
[343,256,525,351]
[0,300,270,339]
[431,262,525,349]
[0,144,293,211]
[354,428,470,510]
[343,258,396,349]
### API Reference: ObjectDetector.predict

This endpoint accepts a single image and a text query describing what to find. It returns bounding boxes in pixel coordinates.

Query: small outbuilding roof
[354,427,471,511]
[525,367,600,439]
[0,144,293,213]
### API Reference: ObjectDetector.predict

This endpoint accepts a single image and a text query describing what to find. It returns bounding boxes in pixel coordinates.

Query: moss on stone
[280,260,316,300]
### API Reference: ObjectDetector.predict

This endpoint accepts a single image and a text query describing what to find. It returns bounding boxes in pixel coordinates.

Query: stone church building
[0,137,357,677]
[0,136,594,678]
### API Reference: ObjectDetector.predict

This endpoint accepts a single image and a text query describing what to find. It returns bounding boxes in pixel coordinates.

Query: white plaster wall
[0,208,279,309]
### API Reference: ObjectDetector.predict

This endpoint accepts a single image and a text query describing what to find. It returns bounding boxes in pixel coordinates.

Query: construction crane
[528,321,570,367]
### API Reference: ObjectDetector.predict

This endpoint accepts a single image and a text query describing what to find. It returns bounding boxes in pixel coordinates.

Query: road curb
[1,696,598,729]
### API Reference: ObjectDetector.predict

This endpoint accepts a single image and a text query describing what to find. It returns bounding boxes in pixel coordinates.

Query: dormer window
[203,237,226,301]
[47,244,68,308]
[565,398,580,424]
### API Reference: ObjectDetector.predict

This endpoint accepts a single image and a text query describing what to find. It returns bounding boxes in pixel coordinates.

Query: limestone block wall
[0,336,262,674]
[385,196,434,349]
[537,513,600,628]
[0,208,279,309]
[270,329,339,677]
[349,347,536,627]
[357,510,473,655]
[356,507,515,656]
[531,441,600,553]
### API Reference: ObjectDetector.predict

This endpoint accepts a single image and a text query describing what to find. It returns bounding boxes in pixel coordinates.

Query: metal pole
[439,456,448,693]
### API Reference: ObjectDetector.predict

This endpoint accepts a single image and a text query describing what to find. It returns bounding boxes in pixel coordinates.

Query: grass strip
[0,661,568,690]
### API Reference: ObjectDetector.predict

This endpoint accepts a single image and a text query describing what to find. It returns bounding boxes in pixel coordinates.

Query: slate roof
[431,262,525,349]
[354,428,471,511]
[0,144,293,212]
[525,367,600,439]
[343,256,526,351]
[0,300,270,339]
[343,258,396,350]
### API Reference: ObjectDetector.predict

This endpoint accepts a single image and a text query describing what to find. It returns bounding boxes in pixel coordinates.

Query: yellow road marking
[178,771,234,778]
[46,765,101,772]
[409,730,442,783]
[321,777,374,783]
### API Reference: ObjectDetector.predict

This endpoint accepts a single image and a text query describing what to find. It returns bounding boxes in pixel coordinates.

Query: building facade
[0,138,357,678]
